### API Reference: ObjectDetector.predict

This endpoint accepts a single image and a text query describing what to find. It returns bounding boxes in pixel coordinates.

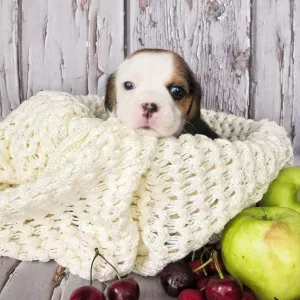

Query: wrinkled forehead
[116,52,175,85]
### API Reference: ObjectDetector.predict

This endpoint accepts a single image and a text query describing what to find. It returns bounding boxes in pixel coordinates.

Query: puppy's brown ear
[184,75,219,139]
[105,73,117,112]
[186,76,201,121]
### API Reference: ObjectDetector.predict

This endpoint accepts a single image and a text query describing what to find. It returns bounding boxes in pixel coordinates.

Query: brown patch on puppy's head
[104,73,116,112]
[166,52,201,124]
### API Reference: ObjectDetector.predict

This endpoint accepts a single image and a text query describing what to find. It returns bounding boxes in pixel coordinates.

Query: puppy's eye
[168,86,186,100]
[124,81,134,90]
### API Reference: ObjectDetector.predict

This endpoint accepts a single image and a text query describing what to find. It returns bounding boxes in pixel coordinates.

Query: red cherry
[188,261,206,279]
[107,277,140,300]
[178,289,206,300]
[205,277,242,300]
[242,286,257,300]
[69,286,106,300]
[196,277,210,291]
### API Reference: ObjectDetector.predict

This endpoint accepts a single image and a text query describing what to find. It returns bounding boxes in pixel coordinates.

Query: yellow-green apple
[260,166,300,213]
[221,206,300,300]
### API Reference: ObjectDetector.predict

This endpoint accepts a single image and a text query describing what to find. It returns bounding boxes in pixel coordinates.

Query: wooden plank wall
[0,0,299,156]
[0,0,20,117]
[129,0,251,117]
[250,0,299,154]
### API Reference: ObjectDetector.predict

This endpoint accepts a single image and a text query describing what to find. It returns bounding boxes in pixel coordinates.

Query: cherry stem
[191,251,196,261]
[212,250,224,280]
[203,246,212,256]
[200,250,208,276]
[193,257,212,273]
[90,249,98,286]
[94,248,121,281]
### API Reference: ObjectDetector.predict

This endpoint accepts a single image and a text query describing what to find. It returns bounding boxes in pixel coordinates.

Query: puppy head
[105,49,201,137]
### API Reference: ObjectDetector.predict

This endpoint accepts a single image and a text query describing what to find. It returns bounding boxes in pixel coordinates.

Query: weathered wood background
[0,0,299,299]
[0,0,299,155]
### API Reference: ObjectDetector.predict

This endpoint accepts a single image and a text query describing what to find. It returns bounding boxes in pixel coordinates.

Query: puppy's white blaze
[114,52,183,137]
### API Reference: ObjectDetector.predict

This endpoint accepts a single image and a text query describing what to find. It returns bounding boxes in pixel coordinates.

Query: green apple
[221,206,300,300]
[260,166,300,213]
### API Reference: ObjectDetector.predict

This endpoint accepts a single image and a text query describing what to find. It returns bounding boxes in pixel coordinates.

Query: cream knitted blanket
[0,91,293,281]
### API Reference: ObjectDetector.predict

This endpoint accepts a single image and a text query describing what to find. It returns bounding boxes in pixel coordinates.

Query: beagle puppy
[105,49,218,139]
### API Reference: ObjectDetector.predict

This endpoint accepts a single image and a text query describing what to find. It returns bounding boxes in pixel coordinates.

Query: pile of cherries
[159,244,257,299]
[69,245,257,299]
[69,248,140,300]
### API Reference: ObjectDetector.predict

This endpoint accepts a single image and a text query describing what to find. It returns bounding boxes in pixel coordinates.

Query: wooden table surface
[0,257,174,300]
[0,156,299,300]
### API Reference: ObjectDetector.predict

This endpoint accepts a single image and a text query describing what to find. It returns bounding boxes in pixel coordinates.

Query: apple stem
[94,248,121,280]
[193,257,212,273]
[212,250,224,280]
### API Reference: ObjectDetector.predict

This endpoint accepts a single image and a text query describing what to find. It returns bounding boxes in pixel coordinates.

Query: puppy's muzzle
[142,103,159,119]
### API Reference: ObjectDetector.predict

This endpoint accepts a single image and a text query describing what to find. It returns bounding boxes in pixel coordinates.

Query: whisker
[184,120,196,130]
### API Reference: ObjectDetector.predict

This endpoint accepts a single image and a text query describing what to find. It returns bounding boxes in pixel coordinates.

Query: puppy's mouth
[136,125,159,136]
[137,125,157,132]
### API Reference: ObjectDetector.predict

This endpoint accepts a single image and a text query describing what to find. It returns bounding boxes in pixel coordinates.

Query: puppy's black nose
[142,103,159,118]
